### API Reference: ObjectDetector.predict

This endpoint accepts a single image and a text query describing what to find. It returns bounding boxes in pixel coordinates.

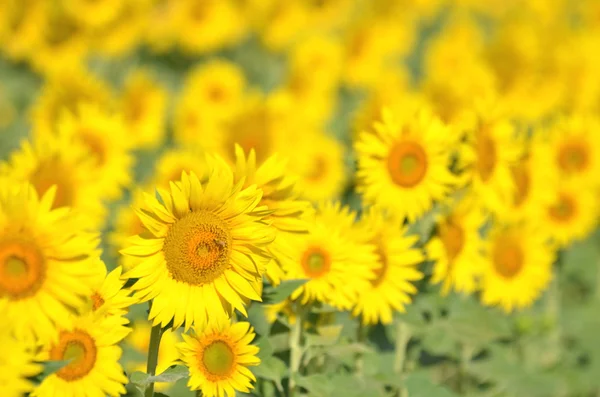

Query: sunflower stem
[145,323,164,397]
[288,304,305,397]
[355,319,367,375]
[394,321,410,397]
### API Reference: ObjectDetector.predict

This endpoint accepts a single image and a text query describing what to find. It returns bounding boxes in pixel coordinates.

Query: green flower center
[202,341,235,376]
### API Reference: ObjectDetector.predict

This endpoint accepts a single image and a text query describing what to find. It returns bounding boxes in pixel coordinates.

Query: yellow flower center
[80,132,107,166]
[208,85,227,102]
[30,158,75,208]
[91,292,104,311]
[301,247,331,278]
[306,156,327,182]
[201,340,235,377]
[511,165,530,207]
[163,211,232,285]
[387,140,428,188]
[492,235,524,279]
[558,141,589,174]
[125,95,145,123]
[549,193,576,223]
[371,242,388,287]
[0,239,46,299]
[476,132,496,182]
[50,329,97,381]
[439,219,465,263]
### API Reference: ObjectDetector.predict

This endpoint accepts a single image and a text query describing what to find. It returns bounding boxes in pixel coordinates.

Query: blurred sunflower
[120,69,168,150]
[352,209,424,325]
[541,183,599,247]
[0,183,104,343]
[355,108,457,222]
[231,145,312,285]
[0,330,41,397]
[81,266,137,319]
[283,202,376,310]
[178,317,260,397]
[109,190,148,272]
[62,0,124,28]
[33,314,130,397]
[426,196,487,295]
[150,146,212,191]
[480,222,555,313]
[58,104,134,201]
[121,164,274,330]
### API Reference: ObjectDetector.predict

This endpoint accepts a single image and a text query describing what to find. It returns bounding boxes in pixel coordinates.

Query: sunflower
[352,208,424,325]
[541,115,600,187]
[460,113,522,214]
[178,317,260,397]
[0,183,104,343]
[231,145,312,285]
[289,132,348,203]
[121,163,274,330]
[150,146,212,191]
[31,65,113,136]
[540,182,599,247]
[58,103,134,201]
[120,69,168,150]
[282,202,377,310]
[0,330,42,397]
[62,0,123,28]
[0,0,45,62]
[355,108,458,222]
[426,196,487,295]
[480,222,555,313]
[81,266,137,319]
[32,313,130,397]
[126,320,180,393]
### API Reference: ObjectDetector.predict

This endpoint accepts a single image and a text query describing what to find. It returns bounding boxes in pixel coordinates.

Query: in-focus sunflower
[540,183,599,247]
[32,314,130,397]
[355,108,458,222]
[81,266,137,319]
[0,183,104,343]
[120,69,168,150]
[122,163,274,330]
[58,104,134,201]
[231,145,312,285]
[290,132,348,203]
[0,330,42,397]
[178,317,260,397]
[352,209,424,325]
[282,202,376,310]
[426,196,487,295]
[542,115,600,187]
[480,222,555,312]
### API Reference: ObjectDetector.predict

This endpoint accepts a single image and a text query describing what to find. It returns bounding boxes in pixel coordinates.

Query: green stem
[288,305,305,397]
[457,343,472,394]
[355,319,367,374]
[145,323,164,397]
[394,321,411,397]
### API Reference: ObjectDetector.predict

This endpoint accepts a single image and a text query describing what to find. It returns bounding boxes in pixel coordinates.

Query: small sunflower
[178,317,260,397]
[120,69,168,150]
[480,222,555,313]
[352,209,424,325]
[81,266,138,319]
[540,182,599,247]
[426,196,487,295]
[121,162,274,330]
[32,314,130,397]
[460,113,522,214]
[282,202,377,310]
[290,132,348,203]
[355,108,458,222]
[62,0,123,28]
[0,330,42,397]
[58,103,134,201]
[231,145,312,285]
[0,183,104,343]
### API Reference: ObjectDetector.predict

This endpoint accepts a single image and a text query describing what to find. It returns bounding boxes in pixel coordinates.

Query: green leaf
[404,371,459,397]
[129,371,151,392]
[152,365,190,383]
[33,360,70,384]
[252,356,287,390]
[255,336,274,360]
[262,279,307,304]
[293,374,335,397]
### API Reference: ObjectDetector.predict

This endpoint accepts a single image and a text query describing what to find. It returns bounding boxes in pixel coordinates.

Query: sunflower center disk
[511,165,530,207]
[387,141,428,187]
[0,239,46,299]
[202,341,235,377]
[30,159,75,208]
[549,194,576,222]
[492,236,524,279]
[440,220,465,262]
[81,132,107,166]
[50,330,97,381]
[476,133,497,182]
[371,242,388,287]
[301,247,331,278]
[163,210,232,285]
[558,142,588,173]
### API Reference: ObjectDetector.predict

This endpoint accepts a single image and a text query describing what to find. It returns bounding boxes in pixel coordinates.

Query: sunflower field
[1,1,600,397]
